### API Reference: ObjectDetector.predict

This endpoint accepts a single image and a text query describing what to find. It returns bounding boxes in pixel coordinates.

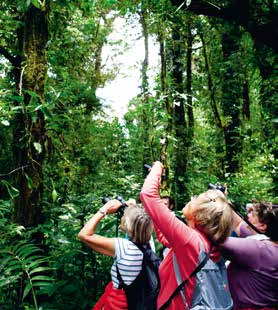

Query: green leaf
[15,244,38,256]
[31,0,41,9]
[52,189,58,202]
[24,173,34,189]
[25,90,38,97]
[34,104,43,111]
[0,275,20,287]
[12,96,24,103]
[0,180,19,199]
[22,282,32,300]
[33,142,42,154]
[1,120,10,126]
[2,263,21,273]
[31,275,53,281]
[27,258,50,269]
[32,281,52,287]
[41,106,52,119]
[29,266,53,275]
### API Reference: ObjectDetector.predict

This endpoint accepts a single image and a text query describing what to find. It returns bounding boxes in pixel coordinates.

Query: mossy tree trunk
[171,21,190,208]
[139,6,152,175]
[186,20,194,142]
[221,25,243,174]
[158,29,171,191]
[199,29,225,176]
[13,4,49,227]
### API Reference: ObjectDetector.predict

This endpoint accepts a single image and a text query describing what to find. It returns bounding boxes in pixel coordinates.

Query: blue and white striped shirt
[111,238,143,288]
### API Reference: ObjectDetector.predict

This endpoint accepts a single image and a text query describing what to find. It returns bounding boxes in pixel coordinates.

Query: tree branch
[171,0,278,51]
[0,165,28,178]
[0,46,18,65]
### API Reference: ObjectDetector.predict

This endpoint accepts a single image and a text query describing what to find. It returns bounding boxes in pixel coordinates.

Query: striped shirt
[111,238,143,288]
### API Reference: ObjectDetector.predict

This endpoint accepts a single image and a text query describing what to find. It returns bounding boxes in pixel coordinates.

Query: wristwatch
[98,206,107,217]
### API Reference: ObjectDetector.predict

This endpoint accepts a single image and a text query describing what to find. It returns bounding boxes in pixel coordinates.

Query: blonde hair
[124,206,153,244]
[191,189,232,244]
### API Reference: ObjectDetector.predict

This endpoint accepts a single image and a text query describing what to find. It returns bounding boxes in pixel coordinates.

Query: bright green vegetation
[0,0,277,308]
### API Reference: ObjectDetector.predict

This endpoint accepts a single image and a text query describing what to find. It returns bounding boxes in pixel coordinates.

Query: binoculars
[102,195,127,216]
[208,183,226,193]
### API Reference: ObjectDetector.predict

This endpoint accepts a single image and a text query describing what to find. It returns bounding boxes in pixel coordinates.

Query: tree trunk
[158,30,171,191]
[200,30,225,176]
[186,21,194,141]
[139,8,152,174]
[13,4,49,227]
[221,25,243,174]
[171,22,189,207]
[242,80,250,119]
[199,32,222,128]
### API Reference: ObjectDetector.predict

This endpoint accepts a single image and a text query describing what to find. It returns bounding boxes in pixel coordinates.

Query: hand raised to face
[103,199,123,214]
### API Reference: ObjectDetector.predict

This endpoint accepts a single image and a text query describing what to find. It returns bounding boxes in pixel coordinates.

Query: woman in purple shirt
[221,201,278,310]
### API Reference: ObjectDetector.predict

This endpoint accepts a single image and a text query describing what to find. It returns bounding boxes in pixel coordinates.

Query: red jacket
[93,281,127,310]
[140,163,220,309]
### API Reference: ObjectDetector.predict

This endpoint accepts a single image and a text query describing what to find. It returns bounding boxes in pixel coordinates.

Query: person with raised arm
[140,161,233,310]
[78,198,158,310]
[220,201,278,310]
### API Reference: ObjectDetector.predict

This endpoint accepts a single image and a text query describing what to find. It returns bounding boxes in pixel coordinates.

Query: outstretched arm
[78,200,122,257]
[140,162,194,251]
[221,237,262,267]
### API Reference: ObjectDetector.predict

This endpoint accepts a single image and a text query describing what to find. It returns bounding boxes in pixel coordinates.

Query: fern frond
[0,241,54,310]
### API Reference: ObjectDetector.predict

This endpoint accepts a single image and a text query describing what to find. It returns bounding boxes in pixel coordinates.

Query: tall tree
[170,18,190,206]
[0,2,50,227]
[139,4,153,171]
[198,25,226,176]
[157,14,172,190]
[186,19,194,141]
[221,24,243,174]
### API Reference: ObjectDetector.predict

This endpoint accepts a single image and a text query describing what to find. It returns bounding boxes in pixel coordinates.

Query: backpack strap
[134,242,161,280]
[159,241,212,310]
[116,264,125,289]
[173,252,190,310]
[134,242,150,253]
[115,242,150,289]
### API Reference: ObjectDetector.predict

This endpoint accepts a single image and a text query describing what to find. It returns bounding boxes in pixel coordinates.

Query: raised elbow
[77,231,86,241]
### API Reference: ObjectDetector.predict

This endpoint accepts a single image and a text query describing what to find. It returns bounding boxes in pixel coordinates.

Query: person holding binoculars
[78,197,158,310]
[220,201,278,310]
[140,161,233,310]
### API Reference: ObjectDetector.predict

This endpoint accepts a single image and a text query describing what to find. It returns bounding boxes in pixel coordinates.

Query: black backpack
[116,242,161,310]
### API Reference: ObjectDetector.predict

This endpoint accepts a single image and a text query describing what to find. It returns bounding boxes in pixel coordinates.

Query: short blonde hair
[191,189,232,244]
[124,206,153,244]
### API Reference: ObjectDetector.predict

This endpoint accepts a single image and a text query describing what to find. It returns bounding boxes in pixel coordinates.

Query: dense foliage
[0,0,277,309]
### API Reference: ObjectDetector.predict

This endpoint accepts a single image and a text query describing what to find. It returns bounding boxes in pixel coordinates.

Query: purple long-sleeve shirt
[221,225,278,308]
